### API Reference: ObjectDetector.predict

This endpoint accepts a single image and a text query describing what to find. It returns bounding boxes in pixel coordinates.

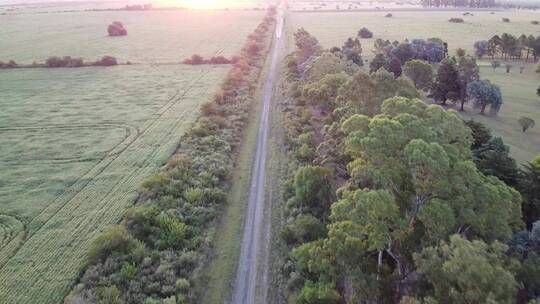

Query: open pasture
[461,61,540,163]
[0,9,264,63]
[289,9,540,58]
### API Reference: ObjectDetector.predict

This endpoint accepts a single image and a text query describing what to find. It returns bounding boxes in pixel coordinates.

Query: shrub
[175,278,190,292]
[532,20,539,25]
[0,60,18,69]
[94,56,118,66]
[95,286,124,304]
[108,21,127,36]
[45,56,84,68]
[502,17,510,22]
[518,117,535,132]
[88,225,140,263]
[449,17,464,23]
[491,60,501,70]
[505,63,513,73]
[182,54,205,65]
[358,27,373,38]
[385,13,393,17]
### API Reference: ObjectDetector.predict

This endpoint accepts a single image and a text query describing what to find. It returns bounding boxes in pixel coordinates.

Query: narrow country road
[231,4,285,304]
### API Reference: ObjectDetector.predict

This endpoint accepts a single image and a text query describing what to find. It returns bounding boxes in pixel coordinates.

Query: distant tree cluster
[0,60,18,69]
[0,56,118,69]
[45,56,118,67]
[449,17,465,23]
[369,38,446,81]
[475,33,540,61]
[108,21,127,36]
[182,54,239,65]
[422,0,496,7]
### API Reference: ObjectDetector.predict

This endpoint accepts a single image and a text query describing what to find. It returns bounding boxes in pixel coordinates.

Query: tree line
[276,28,540,304]
[475,33,540,61]
[421,0,497,8]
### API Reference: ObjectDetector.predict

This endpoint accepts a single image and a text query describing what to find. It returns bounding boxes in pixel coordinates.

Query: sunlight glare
[181,0,229,9]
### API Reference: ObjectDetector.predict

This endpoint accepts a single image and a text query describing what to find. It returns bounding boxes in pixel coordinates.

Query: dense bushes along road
[65,8,277,304]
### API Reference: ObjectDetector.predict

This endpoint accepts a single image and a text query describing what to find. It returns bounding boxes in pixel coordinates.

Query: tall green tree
[457,56,480,111]
[430,58,460,105]
[466,80,503,115]
[294,28,322,63]
[518,155,540,227]
[414,235,518,304]
[292,98,522,302]
[403,59,434,91]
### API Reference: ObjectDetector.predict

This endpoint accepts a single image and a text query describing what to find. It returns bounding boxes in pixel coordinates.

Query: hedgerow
[65,7,277,304]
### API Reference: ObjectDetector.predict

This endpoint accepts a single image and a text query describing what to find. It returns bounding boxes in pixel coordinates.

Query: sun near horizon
[180,0,232,9]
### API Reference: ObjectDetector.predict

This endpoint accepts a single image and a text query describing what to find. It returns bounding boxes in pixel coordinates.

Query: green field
[0,10,264,63]
[290,10,540,58]
[0,9,265,303]
[289,10,540,162]
[462,61,540,163]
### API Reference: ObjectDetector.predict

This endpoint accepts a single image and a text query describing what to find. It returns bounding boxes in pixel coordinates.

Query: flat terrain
[0,10,264,63]
[289,10,540,162]
[462,61,540,163]
[290,10,540,58]
[0,9,265,304]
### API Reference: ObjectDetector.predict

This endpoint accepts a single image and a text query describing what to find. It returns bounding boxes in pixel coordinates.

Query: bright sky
[0,0,265,9]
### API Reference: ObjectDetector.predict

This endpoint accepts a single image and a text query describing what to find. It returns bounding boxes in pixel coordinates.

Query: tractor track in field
[231,6,285,304]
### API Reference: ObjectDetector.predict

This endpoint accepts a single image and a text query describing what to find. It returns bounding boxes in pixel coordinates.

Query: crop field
[289,10,540,162]
[0,9,264,63]
[0,9,265,304]
[0,64,229,303]
[289,10,540,58]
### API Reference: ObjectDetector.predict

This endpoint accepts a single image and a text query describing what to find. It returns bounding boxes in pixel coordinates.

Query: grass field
[461,61,540,163]
[0,64,228,303]
[290,10,540,58]
[289,10,540,162]
[0,9,265,303]
[0,10,264,63]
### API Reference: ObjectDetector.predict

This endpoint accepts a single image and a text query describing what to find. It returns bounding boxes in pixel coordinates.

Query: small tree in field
[491,60,501,70]
[358,27,373,38]
[474,40,488,58]
[403,59,433,90]
[519,117,535,132]
[467,80,503,115]
[505,63,513,73]
[108,21,127,36]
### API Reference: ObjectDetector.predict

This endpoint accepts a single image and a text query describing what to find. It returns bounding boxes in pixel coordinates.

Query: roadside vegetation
[65,8,276,304]
[276,28,540,304]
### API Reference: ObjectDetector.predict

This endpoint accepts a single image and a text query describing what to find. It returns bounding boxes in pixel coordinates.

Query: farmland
[0,10,264,63]
[0,8,264,304]
[289,9,540,162]
[289,10,540,59]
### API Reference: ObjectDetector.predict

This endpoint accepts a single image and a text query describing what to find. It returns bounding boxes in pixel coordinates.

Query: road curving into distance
[231,4,285,304]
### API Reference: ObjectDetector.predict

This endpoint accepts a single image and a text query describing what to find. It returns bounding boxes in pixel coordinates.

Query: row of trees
[278,28,540,304]
[0,56,118,69]
[422,0,497,7]
[181,54,239,65]
[65,8,278,304]
[474,33,540,61]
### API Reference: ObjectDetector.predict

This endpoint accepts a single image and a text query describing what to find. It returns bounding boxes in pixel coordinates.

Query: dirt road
[231,6,285,304]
